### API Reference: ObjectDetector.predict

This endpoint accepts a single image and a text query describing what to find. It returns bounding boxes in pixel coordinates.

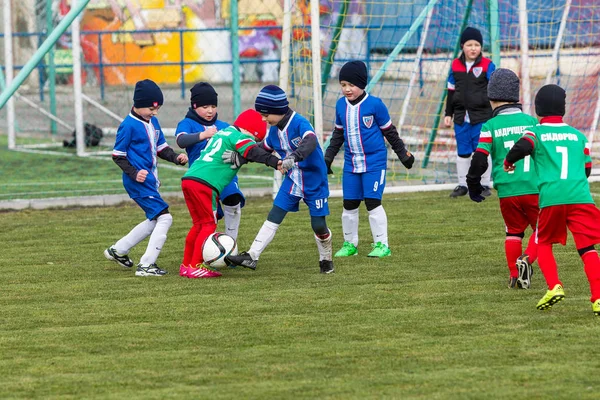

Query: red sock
[505,237,522,278]
[582,250,600,302]
[191,223,217,266]
[183,225,200,266]
[524,231,538,264]
[537,243,561,289]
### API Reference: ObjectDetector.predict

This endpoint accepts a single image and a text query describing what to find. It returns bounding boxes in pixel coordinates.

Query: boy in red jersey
[504,84,600,314]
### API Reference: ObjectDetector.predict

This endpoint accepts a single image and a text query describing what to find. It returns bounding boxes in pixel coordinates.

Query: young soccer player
[504,84,600,314]
[180,109,282,279]
[225,85,335,274]
[323,60,414,258]
[466,68,539,289]
[444,27,496,198]
[175,82,245,240]
[104,79,188,277]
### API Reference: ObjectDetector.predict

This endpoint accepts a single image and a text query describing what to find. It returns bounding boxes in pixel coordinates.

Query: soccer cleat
[334,241,358,257]
[481,186,492,198]
[516,254,533,289]
[536,284,565,310]
[592,299,600,316]
[449,185,468,198]
[319,260,335,274]
[104,246,134,268]
[508,276,518,289]
[225,251,257,270]
[367,242,392,258]
[179,264,189,277]
[187,264,222,279]
[135,263,168,277]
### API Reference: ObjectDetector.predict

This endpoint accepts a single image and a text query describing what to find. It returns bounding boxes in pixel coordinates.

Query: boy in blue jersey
[175,82,245,240]
[225,85,335,274]
[324,60,414,258]
[104,79,188,277]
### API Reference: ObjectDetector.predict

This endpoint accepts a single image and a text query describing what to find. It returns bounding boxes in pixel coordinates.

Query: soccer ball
[202,232,238,268]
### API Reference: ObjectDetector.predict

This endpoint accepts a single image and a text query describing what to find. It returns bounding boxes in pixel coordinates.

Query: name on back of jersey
[493,126,528,138]
[540,132,579,142]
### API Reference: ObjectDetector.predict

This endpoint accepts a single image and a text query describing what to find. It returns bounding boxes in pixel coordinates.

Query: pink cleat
[188,265,222,279]
[179,264,189,277]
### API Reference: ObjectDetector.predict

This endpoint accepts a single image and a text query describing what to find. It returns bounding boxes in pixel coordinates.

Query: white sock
[114,219,156,255]
[140,214,173,265]
[341,208,359,246]
[249,220,279,260]
[314,229,332,261]
[368,205,388,246]
[223,204,241,240]
[481,155,492,187]
[457,155,472,187]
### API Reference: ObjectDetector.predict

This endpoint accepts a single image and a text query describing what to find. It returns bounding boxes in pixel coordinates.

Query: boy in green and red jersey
[467,68,539,290]
[504,84,600,315]
[180,109,282,279]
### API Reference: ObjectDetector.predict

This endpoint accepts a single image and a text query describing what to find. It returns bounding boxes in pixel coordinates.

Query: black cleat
[481,186,492,197]
[508,276,518,289]
[104,246,134,268]
[449,185,468,198]
[319,260,335,274]
[226,251,257,270]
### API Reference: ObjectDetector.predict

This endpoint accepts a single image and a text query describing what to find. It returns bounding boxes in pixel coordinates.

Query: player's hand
[201,126,218,140]
[136,169,148,183]
[444,116,452,127]
[276,160,284,173]
[503,160,515,172]
[400,151,415,169]
[324,157,334,175]
[222,150,245,169]
[177,153,188,165]
[280,156,295,174]
[467,183,485,203]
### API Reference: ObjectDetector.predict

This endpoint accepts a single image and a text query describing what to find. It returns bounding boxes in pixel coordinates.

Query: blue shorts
[342,169,386,200]
[134,195,169,220]
[454,121,484,156]
[274,190,330,217]
[216,176,245,220]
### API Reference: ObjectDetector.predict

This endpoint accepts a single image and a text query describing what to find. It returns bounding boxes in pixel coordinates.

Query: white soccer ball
[202,232,238,268]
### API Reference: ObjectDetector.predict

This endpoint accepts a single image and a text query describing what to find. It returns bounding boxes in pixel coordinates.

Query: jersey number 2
[202,138,223,162]
[504,141,531,174]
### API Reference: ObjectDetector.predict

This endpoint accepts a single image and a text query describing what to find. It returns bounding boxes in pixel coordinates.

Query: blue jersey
[175,118,229,166]
[113,113,168,199]
[263,112,329,200]
[334,94,391,173]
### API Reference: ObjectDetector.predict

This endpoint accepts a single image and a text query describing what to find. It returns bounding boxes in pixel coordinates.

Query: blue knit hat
[133,79,164,108]
[255,85,289,115]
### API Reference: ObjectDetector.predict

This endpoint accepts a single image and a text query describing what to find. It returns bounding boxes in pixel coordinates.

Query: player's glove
[281,156,296,173]
[399,151,415,169]
[324,157,334,175]
[467,183,486,203]
[221,150,246,169]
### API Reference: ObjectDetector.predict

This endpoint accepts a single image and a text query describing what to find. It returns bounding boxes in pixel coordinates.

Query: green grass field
[2,186,600,399]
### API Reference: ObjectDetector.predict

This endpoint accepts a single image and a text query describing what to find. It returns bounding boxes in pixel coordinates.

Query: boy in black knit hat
[324,60,414,259]
[445,26,496,198]
[466,68,539,289]
[175,82,246,276]
[504,84,600,315]
[105,79,188,277]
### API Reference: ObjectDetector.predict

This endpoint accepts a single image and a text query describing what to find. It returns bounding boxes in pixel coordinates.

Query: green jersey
[524,122,593,208]
[183,126,257,194]
[477,110,539,198]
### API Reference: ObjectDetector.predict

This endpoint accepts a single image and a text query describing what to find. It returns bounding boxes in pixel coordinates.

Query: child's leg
[140,212,173,265]
[190,221,218,266]
[248,205,287,260]
[113,219,156,254]
[221,179,244,240]
[537,243,561,289]
[341,201,360,246]
[524,230,538,263]
[568,203,600,302]
[505,235,523,278]
[579,247,600,302]
[365,198,388,246]
[311,216,332,261]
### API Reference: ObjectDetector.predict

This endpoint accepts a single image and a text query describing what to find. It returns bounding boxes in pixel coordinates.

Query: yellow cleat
[592,299,600,316]
[536,284,565,310]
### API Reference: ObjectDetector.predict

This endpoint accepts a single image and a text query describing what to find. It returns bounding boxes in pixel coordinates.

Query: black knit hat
[460,27,483,46]
[133,79,163,108]
[339,60,368,90]
[488,68,520,102]
[535,84,566,117]
[190,82,218,108]
[255,85,289,115]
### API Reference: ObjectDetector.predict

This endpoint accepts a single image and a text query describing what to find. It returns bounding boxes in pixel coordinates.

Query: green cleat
[536,284,565,310]
[593,299,600,316]
[367,242,391,258]
[334,241,358,257]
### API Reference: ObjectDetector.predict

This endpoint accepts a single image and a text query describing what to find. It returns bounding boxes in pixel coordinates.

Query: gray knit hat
[487,68,520,102]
